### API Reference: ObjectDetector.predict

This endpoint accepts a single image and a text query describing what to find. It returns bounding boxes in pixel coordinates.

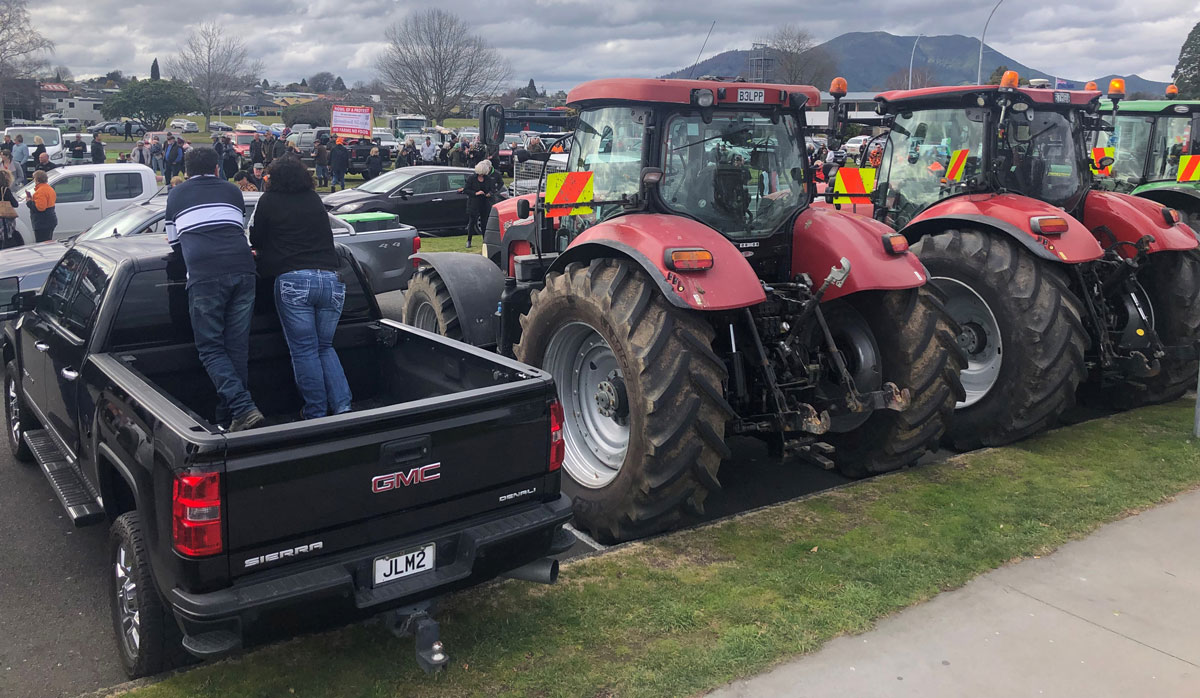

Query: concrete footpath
[709,488,1200,698]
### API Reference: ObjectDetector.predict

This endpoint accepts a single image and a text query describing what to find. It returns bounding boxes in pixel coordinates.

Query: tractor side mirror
[640,167,663,188]
[1097,156,1115,169]
[516,198,531,219]
[480,104,505,147]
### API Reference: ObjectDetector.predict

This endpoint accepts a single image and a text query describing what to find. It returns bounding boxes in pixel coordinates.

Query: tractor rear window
[879,109,985,226]
[660,110,807,238]
[1148,116,1193,182]
[1099,115,1153,183]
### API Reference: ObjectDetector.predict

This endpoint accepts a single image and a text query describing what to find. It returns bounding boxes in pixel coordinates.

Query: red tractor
[868,72,1200,449]
[404,78,964,542]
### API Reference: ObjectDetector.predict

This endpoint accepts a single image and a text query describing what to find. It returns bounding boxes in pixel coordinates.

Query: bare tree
[0,0,53,124]
[165,22,263,122]
[375,9,511,125]
[766,25,836,87]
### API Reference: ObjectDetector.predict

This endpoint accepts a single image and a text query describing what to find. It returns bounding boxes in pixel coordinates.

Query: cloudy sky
[28,0,1200,91]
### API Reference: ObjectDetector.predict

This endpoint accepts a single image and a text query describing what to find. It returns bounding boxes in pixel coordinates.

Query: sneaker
[230,408,265,432]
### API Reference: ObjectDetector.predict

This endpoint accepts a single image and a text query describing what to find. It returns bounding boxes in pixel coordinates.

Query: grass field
[125,400,1200,698]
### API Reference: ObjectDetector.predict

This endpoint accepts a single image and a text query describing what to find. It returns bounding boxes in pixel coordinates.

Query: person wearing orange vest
[28,169,58,242]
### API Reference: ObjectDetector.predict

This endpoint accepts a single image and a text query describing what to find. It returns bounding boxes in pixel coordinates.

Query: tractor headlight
[691,89,715,108]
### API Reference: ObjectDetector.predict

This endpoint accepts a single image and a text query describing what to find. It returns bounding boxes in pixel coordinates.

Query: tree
[150,58,160,81]
[299,78,307,87]
[1174,21,1200,98]
[883,66,939,90]
[307,71,335,93]
[105,70,126,87]
[166,22,263,123]
[261,78,270,89]
[986,65,1010,85]
[50,64,73,82]
[102,79,200,130]
[282,100,332,127]
[333,76,346,91]
[0,0,53,125]
[766,25,836,87]
[375,8,511,125]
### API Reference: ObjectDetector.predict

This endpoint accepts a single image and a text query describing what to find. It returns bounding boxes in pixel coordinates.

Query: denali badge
[372,463,441,493]
[499,487,537,502]
[244,541,324,568]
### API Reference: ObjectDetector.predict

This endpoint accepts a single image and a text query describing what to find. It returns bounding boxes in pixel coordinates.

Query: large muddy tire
[402,269,462,340]
[912,229,1088,450]
[110,512,184,678]
[515,259,732,542]
[1115,250,1200,406]
[824,288,966,478]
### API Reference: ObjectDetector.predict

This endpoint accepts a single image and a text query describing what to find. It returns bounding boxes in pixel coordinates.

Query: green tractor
[1094,84,1200,229]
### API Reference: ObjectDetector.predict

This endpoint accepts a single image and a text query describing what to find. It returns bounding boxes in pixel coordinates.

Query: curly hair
[264,154,315,193]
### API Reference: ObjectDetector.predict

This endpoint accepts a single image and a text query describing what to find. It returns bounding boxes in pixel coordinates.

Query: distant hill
[659,32,1171,95]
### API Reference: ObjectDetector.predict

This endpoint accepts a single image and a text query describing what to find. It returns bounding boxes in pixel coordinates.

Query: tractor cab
[875,73,1101,228]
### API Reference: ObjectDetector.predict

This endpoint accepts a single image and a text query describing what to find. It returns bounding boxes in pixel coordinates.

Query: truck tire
[1114,250,1200,406]
[515,259,732,543]
[824,288,966,477]
[403,269,463,340]
[109,512,184,678]
[5,360,37,463]
[912,229,1088,450]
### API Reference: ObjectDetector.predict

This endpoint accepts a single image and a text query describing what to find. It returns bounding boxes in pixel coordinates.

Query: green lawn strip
[125,401,1200,698]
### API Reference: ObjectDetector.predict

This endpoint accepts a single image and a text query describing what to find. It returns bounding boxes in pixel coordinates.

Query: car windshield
[358,167,417,194]
[997,108,1086,207]
[395,119,425,131]
[879,108,985,225]
[8,128,59,146]
[1147,115,1193,182]
[660,109,808,237]
[1096,113,1152,184]
[78,205,162,241]
[236,134,254,145]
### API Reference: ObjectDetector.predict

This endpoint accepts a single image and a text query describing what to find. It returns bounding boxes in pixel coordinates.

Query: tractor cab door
[554,106,648,246]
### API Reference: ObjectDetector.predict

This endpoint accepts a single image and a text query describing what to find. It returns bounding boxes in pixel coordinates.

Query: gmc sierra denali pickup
[0,237,573,678]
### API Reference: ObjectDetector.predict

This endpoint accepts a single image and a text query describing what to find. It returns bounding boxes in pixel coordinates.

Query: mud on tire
[825,287,965,477]
[912,229,1088,451]
[515,258,733,542]
[402,269,462,340]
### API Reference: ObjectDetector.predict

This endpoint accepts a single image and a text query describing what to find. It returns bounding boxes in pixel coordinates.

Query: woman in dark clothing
[249,156,352,419]
[365,147,383,180]
[31,137,46,164]
[460,159,499,248]
[0,170,23,249]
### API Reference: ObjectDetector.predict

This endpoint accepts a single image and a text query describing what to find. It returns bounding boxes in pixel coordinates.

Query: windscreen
[997,109,1086,207]
[8,128,59,146]
[78,206,162,241]
[236,134,254,145]
[358,168,414,194]
[660,110,807,237]
[1148,116,1193,182]
[878,109,984,225]
[1097,114,1153,184]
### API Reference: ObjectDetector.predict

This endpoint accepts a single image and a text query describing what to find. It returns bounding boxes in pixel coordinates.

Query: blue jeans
[315,164,328,182]
[275,270,352,419]
[188,273,258,424]
[331,169,346,188]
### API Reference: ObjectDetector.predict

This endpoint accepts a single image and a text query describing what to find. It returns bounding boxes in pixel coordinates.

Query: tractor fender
[792,206,927,302]
[903,194,1103,264]
[548,213,766,311]
[1083,190,1200,254]
[409,251,506,346]
[1131,184,1200,215]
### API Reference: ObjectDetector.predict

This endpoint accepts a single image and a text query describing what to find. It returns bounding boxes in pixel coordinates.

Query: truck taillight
[412,236,421,268]
[172,472,223,556]
[549,400,564,472]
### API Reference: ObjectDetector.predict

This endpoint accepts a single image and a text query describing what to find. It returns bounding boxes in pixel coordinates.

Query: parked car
[843,135,870,156]
[88,120,147,137]
[208,120,232,132]
[290,123,312,131]
[323,165,495,236]
[169,119,199,133]
[40,112,62,121]
[4,126,66,169]
[11,164,159,241]
[0,236,572,678]
[373,127,399,151]
[42,117,82,131]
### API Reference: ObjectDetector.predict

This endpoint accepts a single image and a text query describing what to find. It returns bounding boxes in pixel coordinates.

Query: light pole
[977,0,1004,85]
[909,34,924,90]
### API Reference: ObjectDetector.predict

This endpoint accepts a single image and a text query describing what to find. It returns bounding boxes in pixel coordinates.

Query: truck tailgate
[222,382,554,576]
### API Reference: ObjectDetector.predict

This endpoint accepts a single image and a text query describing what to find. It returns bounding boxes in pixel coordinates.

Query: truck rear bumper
[168,494,573,656]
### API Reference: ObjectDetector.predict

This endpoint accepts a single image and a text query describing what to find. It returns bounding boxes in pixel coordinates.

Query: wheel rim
[933,276,1003,408]
[115,543,141,655]
[7,375,19,446]
[822,304,883,433]
[543,322,628,488]
[411,300,440,333]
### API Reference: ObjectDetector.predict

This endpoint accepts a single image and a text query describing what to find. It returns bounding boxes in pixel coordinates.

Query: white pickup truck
[14,164,160,241]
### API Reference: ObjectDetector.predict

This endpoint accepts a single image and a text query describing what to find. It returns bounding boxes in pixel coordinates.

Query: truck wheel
[824,288,966,477]
[5,360,37,463]
[912,230,1088,450]
[515,259,732,542]
[403,269,462,340]
[1114,250,1200,406]
[109,512,184,679]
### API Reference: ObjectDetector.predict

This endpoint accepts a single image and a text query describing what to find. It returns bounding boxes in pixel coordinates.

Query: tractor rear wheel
[824,287,965,477]
[402,269,462,340]
[515,258,732,543]
[1112,250,1200,406]
[912,229,1088,450]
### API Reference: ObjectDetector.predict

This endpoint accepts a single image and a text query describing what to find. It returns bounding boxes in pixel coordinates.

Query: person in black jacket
[328,138,350,191]
[460,159,500,249]
[249,156,352,419]
[0,170,23,249]
[90,134,105,164]
[220,135,239,179]
[365,147,383,180]
[249,133,264,165]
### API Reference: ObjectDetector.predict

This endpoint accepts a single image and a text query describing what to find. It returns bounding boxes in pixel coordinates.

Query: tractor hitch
[846,382,911,413]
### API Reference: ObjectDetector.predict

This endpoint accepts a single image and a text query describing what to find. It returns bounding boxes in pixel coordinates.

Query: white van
[3,126,66,167]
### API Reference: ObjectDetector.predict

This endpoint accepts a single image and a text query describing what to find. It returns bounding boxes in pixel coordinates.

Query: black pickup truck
[0,238,573,678]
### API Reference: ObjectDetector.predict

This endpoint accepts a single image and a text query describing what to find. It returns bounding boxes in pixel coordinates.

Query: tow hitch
[382,600,450,674]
